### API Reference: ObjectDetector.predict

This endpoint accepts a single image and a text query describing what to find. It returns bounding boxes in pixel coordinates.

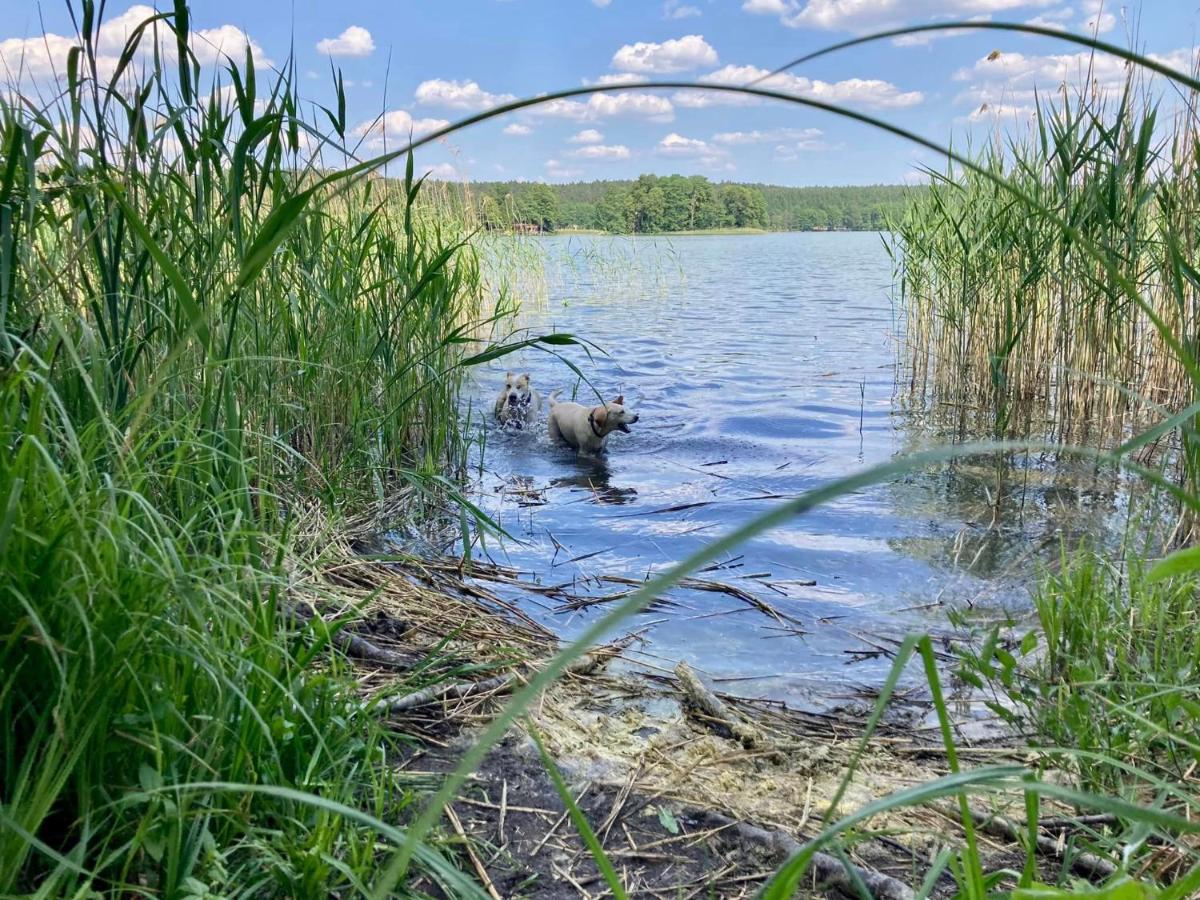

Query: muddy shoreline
[293,523,1109,898]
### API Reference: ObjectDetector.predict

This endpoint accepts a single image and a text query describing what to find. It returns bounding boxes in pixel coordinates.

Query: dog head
[502,371,534,408]
[591,394,639,436]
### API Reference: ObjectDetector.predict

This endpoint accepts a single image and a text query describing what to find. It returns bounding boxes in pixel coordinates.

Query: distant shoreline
[544,226,879,236]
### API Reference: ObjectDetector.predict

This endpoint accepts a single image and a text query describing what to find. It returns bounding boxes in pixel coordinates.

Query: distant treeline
[448,175,918,233]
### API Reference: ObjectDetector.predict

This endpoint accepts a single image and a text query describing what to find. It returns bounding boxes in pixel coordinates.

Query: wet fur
[494,372,541,428]
[547,391,639,453]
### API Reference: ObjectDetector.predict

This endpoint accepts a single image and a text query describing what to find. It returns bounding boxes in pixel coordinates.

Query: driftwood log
[944,802,1118,882]
[675,660,765,749]
[383,636,633,714]
[700,812,916,900]
[287,601,418,669]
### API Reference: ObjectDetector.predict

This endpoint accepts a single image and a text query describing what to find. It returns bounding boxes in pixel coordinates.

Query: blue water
[462,232,1133,705]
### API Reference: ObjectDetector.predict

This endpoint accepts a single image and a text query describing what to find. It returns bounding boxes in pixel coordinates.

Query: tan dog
[494,371,541,428]
[547,391,639,453]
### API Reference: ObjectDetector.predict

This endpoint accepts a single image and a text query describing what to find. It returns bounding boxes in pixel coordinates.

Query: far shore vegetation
[444,175,916,234]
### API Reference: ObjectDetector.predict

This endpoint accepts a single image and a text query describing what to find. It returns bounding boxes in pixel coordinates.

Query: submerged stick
[675,660,765,750]
[383,635,633,714]
[701,812,915,900]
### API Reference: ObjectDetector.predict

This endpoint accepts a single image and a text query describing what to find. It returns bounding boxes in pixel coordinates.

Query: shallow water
[463,232,1142,707]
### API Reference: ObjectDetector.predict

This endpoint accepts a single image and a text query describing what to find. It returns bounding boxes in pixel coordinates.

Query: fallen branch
[675,660,765,750]
[700,812,915,900]
[383,636,633,714]
[938,802,1118,883]
[287,601,417,669]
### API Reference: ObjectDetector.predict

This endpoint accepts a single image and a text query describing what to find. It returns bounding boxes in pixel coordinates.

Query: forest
[454,175,917,233]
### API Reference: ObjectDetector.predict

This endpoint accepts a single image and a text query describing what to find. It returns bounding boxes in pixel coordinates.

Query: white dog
[547,391,639,453]
[494,372,541,428]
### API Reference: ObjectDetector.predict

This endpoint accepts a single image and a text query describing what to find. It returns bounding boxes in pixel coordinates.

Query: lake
[466,232,1142,709]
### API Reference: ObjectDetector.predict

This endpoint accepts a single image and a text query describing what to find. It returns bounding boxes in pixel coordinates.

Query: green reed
[10,5,1200,898]
[0,0,499,894]
[892,75,1199,453]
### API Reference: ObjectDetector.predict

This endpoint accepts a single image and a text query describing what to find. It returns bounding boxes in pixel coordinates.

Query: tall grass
[0,1,496,894]
[892,73,1200,452]
[11,5,1200,897]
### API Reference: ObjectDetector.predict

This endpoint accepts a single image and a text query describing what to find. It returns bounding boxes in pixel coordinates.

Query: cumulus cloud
[503,123,532,135]
[569,128,604,143]
[588,91,675,120]
[611,34,717,73]
[423,162,460,179]
[747,0,1061,33]
[712,126,824,146]
[585,72,651,86]
[352,109,450,148]
[415,78,517,110]
[954,46,1196,121]
[657,132,716,155]
[673,63,922,108]
[316,25,375,57]
[1079,0,1116,34]
[742,0,791,12]
[570,143,632,159]
[527,90,675,122]
[0,4,271,84]
[663,0,703,19]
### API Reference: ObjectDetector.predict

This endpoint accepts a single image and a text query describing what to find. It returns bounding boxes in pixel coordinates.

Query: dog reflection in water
[550,465,638,505]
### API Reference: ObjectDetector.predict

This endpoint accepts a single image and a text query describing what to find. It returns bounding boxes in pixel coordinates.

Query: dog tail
[547,389,562,408]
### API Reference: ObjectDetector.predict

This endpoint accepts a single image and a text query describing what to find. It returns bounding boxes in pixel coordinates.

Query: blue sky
[3,1,1198,185]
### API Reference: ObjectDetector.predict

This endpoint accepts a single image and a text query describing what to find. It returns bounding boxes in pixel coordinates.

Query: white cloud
[528,90,675,122]
[316,25,375,57]
[189,23,271,67]
[953,46,1196,120]
[526,97,592,121]
[352,110,451,148]
[748,1,1060,33]
[415,78,517,110]
[712,126,824,145]
[570,143,631,159]
[1079,0,1116,34]
[657,132,716,155]
[588,91,675,121]
[611,34,717,73]
[0,5,271,83]
[742,0,791,12]
[591,0,612,6]
[674,63,922,108]
[546,158,585,179]
[569,128,604,143]
[423,162,460,179]
[664,0,703,19]
[585,72,650,86]
[503,123,532,135]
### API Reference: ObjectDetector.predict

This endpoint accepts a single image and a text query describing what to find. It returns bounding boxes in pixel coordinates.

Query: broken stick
[675,660,765,750]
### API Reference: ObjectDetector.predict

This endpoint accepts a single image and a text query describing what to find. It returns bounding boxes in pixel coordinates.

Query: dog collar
[588,409,604,438]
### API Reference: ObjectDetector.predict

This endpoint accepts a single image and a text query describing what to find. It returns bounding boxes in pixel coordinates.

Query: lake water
[464,232,1140,708]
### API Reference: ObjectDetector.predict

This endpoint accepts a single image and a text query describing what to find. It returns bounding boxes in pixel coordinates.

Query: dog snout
[508,393,519,405]
[629,413,640,423]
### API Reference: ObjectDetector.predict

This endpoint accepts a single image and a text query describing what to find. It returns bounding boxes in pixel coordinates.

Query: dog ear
[592,405,608,427]
[521,372,531,382]
[613,394,624,406]
[506,371,514,379]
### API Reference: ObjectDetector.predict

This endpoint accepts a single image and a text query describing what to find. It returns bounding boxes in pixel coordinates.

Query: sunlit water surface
[450,232,1147,709]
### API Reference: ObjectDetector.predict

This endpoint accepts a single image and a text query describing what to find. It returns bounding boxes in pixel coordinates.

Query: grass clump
[0,1,494,895]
